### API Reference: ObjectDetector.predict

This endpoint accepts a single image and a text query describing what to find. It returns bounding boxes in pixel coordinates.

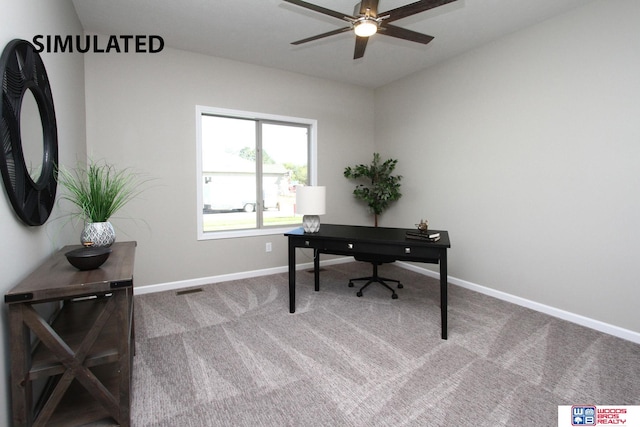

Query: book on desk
[405,231,441,242]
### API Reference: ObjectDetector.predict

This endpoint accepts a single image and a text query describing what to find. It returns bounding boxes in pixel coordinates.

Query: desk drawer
[291,236,442,263]
[317,240,440,262]
[322,239,357,254]
[293,238,359,255]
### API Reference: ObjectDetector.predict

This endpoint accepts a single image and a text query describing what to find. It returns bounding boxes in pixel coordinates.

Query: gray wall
[83,47,376,286]
[375,0,640,334]
[0,0,86,424]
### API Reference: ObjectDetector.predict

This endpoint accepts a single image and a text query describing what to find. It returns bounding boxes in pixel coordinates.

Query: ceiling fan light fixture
[354,19,378,37]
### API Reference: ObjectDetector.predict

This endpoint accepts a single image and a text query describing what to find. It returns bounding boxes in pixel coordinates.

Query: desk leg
[288,239,296,313]
[314,249,320,292]
[440,250,448,340]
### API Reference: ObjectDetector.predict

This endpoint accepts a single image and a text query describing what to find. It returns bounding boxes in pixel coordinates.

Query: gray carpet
[130,262,640,426]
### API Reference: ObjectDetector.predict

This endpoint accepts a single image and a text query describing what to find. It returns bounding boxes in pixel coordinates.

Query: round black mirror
[21,88,45,182]
[0,39,58,226]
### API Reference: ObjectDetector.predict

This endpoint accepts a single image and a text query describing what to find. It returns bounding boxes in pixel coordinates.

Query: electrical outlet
[265,242,272,252]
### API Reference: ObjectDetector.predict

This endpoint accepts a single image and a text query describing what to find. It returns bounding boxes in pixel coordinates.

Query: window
[196,106,317,239]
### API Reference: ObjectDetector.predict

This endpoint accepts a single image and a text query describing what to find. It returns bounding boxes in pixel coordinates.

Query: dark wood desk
[285,224,451,339]
[4,241,136,427]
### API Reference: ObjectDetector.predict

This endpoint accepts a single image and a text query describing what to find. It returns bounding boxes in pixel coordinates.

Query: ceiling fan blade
[379,23,434,44]
[354,36,368,59]
[382,0,457,23]
[291,27,352,45]
[284,0,355,22]
[359,0,380,16]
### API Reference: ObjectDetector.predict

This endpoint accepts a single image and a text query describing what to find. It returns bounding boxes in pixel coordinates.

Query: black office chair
[348,255,403,299]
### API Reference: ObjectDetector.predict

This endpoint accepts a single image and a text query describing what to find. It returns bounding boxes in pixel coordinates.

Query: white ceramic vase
[81,221,116,247]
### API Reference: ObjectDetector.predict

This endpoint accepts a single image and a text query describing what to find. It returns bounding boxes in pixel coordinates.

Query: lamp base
[302,215,321,233]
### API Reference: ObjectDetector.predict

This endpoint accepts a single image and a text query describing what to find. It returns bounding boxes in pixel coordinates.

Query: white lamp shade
[296,186,326,215]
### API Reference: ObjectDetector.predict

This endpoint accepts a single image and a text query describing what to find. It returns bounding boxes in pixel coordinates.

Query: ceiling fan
[284,0,457,59]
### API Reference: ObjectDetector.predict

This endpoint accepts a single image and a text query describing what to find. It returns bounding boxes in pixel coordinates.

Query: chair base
[348,263,403,299]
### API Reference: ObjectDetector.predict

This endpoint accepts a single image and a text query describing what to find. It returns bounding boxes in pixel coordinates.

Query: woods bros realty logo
[558,405,640,426]
[32,34,164,53]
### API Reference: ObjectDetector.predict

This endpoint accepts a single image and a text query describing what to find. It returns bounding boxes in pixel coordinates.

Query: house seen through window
[196,106,316,239]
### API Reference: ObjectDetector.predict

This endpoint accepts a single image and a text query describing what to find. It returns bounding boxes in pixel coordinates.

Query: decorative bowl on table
[65,246,112,270]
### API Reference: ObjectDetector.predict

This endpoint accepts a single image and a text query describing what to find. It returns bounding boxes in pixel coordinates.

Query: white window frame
[196,105,318,240]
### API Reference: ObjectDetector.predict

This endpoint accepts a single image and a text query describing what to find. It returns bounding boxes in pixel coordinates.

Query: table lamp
[296,186,326,233]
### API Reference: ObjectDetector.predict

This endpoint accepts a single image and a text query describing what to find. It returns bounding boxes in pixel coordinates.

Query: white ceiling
[71,0,593,88]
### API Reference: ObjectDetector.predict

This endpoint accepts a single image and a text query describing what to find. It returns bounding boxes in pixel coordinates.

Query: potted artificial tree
[343,152,404,298]
[57,160,145,247]
[343,152,402,226]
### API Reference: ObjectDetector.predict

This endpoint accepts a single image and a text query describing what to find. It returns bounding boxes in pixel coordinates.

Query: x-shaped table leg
[22,297,121,426]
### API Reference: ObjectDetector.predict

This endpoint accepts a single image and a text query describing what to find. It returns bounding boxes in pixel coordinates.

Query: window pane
[261,123,307,228]
[197,107,315,238]
[202,115,257,231]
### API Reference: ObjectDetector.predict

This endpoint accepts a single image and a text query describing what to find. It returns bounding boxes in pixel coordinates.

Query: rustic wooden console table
[4,241,136,426]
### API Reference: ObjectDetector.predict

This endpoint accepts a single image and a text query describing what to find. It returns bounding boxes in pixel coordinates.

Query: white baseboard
[134,257,640,345]
[396,261,640,345]
[134,256,354,296]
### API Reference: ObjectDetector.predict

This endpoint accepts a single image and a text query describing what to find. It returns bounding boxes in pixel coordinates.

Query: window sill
[198,226,301,241]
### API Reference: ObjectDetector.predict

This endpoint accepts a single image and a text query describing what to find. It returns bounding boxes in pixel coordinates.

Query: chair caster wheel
[397,283,403,289]
[348,282,354,287]
[356,291,363,297]
[392,294,398,299]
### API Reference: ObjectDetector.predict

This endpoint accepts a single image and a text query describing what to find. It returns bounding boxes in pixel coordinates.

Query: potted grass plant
[57,160,145,247]
[344,152,402,227]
